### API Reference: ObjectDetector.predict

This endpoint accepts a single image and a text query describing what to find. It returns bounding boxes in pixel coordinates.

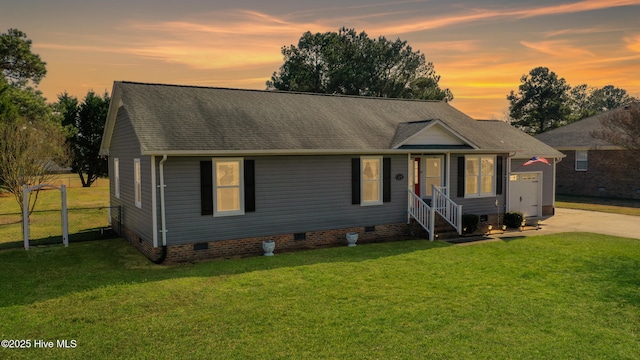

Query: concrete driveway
[505,208,640,240]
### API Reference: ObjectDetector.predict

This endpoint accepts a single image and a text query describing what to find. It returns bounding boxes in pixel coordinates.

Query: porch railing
[432,186,463,235]
[408,190,436,241]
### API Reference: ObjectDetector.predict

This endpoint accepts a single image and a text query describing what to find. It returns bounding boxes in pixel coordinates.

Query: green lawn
[0,234,638,359]
[556,194,640,216]
[0,175,110,248]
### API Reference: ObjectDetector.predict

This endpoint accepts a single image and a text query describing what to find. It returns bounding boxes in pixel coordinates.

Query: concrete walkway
[494,208,640,240]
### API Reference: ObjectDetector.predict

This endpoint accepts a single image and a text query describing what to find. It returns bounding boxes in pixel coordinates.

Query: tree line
[507,66,637,135]
[1,28,109,214]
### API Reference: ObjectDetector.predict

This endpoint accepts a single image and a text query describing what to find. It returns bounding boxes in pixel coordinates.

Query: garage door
[509,173,541,218]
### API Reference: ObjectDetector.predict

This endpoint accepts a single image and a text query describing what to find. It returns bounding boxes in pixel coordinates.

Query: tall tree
[0,117,68,214]
[507,66,571,135]
[566,84,597,122]
[0,29,68,216]
[0,28,47,88]
[267,28,452,101]
[588,85,636,113]
[567,84,637,122]
[57,90,110,187]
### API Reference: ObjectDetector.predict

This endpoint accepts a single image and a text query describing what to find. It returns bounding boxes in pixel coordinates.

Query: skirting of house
[112,218,423,263]
[111,209,553,263]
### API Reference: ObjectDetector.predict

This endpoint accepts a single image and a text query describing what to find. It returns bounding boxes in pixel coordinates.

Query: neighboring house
[536,104,640,199]
[99,81,563,263]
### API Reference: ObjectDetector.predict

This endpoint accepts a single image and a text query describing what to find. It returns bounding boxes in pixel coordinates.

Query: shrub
[462,214,479,234]
[504,212,524,228]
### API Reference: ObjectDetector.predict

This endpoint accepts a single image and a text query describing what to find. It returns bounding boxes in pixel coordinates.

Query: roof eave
[140,148,527,157]
[99,82,123,156]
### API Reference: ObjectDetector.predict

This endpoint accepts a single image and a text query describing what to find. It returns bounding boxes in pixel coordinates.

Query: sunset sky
[3,0,640,119]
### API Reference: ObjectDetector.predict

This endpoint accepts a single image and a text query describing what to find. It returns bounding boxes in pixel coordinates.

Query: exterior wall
[159,155,409,247]
[450,154,507,217]
[108,108,154,244]
[511,158,556,216]
[556,150,640,199]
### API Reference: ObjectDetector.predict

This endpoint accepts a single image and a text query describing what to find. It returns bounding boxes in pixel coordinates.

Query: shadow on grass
[0,228,118,250]
[0,237,451,308]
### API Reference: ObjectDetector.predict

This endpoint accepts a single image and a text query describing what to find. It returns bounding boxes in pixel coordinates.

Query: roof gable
[392,120,476,149]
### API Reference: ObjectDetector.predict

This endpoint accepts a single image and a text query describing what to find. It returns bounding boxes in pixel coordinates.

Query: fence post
[23,184,29,250]
[61,185,69,246]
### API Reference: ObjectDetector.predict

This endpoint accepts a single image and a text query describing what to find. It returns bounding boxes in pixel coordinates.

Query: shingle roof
[100,81,562,159]
[475,120,564,158]
[535,104,639,150]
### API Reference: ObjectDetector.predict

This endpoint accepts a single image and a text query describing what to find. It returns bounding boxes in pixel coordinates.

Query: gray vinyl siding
[511,158,554,207]
[451,154,507,216]
[160,155,408,245]
[108,108,153,243]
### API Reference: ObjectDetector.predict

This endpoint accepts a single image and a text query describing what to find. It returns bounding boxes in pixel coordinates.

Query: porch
[406,154,462,240]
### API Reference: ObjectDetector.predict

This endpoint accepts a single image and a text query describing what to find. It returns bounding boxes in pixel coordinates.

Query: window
[114,158,120,198]
[361,157,382,205]
[465,156,495,197]
[213,158,244,216]
[134,158,141,208]
[576,150,588,171]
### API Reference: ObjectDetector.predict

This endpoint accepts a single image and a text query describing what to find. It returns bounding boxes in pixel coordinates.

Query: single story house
[536,103,640,199]
[99,81,564,263]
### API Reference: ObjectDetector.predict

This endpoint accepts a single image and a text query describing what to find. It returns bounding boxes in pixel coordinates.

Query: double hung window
[361,157,382,206]
[213,158,244,216]
[465,156,495,197]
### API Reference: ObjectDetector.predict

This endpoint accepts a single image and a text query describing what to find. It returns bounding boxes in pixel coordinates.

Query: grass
[0,173,110,248]
[0,234,638,359]
[556,194,640,216]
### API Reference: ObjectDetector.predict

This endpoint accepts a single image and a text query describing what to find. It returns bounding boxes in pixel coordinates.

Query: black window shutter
[244,159,255,212]
[457,156,465,198]
[351,158,360,204]
[383,157,391,202]
[496,156,503,195]
[200,161,213,215]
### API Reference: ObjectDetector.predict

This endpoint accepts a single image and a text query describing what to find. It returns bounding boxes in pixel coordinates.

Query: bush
[462,214,479,234]
[504,212,524,228]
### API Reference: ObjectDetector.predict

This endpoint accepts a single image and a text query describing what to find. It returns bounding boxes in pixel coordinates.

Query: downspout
[153,155,168,264]
[407,153,411,224]
[159,155,168,246]
[505,152,515,215]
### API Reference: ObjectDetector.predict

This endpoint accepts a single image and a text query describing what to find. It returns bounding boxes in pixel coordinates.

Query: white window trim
[361,156,383,206]
[575,150,588,171]
[464,155,496,198]
[114,158,120,199]
[134,158,142,208]
[213,157,245,217]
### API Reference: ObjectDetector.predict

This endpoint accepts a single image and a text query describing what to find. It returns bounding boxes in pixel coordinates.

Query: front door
[424,157,443,196]
[412,156,444,198]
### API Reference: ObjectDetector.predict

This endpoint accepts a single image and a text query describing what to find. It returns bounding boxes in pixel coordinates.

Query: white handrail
[433,186,463,235]
[408,190,435,241]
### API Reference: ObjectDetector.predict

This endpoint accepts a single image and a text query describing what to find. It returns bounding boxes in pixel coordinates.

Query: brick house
[536,103,640,199]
